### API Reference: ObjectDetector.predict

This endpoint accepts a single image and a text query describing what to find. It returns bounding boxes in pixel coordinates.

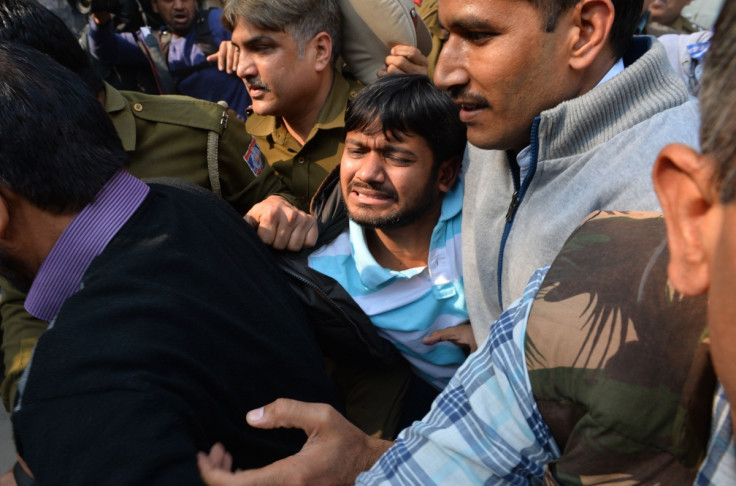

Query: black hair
[528,0,644,59]
[0,43,127,213]
[345,74,466,168]
[0,0,105,95]
[699,1,736,203]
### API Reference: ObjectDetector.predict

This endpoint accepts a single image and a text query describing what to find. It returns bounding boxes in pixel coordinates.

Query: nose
[172,0,186,9]
[235,51,257,80]
[433,34,469,94]
[354,151,386,184]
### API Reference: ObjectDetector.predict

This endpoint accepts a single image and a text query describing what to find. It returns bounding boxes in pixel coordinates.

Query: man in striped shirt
[308,73,471,390]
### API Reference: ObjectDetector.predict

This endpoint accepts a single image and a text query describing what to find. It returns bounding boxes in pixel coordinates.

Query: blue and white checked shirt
[356,266,559,484]
[695,382,736,484]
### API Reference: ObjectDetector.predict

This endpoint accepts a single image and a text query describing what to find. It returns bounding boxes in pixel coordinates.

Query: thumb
[243,213,259,229]
[245,398,331,436]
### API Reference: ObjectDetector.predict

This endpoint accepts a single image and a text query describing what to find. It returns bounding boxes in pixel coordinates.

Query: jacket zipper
[496,117,541,308]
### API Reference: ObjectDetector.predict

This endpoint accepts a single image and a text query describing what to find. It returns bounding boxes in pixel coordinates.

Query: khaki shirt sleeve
[218,113,299,214]
[1,278,48,412]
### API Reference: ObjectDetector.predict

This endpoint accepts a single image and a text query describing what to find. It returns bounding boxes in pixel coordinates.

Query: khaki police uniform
[1,85,294,412]
[106,83,289,215]
[245,71,363,211]
[415,0,444,78]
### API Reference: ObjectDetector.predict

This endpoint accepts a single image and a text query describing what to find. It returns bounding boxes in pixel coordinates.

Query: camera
[70,0,123,14]
[67,0,162,33]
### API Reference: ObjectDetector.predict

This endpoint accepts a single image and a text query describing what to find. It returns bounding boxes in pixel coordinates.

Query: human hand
[92,11,111,25]
[197,399,393,486]
[423,323,478,354]
[206,41,239,74]
[0,469,16,486]
[244,195,318,251]
[0,457,33,486]
[377,45,429,77]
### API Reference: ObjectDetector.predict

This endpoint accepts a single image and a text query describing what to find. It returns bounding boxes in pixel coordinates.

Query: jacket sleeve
[87,17,148,68]
[217,114,298,214]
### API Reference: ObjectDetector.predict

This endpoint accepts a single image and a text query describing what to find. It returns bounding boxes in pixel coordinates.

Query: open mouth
[349,185,396,206]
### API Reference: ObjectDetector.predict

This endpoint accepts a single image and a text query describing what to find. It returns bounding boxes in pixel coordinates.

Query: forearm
[87,16,147,67]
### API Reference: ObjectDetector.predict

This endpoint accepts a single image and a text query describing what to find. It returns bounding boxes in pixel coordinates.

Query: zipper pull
[505,191,519,223]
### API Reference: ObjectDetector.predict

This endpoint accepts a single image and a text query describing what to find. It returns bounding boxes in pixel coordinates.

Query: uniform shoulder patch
[244,137,263,177]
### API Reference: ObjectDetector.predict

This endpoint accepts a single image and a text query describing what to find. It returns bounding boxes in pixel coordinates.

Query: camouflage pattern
[526,210,715,485]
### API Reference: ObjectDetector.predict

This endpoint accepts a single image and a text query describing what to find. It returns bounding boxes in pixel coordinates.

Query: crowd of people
[0,0,732,484]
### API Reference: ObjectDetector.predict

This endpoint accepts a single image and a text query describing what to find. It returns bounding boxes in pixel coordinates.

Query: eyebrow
[345,137,417,156]
[446,17,494,32]
[236,34,277,48]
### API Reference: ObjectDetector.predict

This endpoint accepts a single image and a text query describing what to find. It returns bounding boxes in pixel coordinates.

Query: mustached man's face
[230,18,322,121]
[433,0,575,152]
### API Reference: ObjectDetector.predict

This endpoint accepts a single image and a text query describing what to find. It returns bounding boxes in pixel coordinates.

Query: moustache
[246,77,271,92]
[347,180,397,200]
[447,87,490,109]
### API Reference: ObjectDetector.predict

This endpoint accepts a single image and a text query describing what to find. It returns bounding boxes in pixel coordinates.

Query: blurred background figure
[648,0,703,34]
[85,0,251,118]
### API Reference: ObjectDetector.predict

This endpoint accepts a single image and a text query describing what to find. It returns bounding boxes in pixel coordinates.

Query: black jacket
[274,167,403,369]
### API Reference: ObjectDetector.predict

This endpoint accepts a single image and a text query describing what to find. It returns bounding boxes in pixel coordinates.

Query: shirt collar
[25,171,150,321]
[246,70,361,142]
[104,82,137,152]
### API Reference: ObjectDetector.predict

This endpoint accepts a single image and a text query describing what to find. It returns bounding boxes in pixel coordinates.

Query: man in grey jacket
[439,0,701,344]
[197,0,703,483]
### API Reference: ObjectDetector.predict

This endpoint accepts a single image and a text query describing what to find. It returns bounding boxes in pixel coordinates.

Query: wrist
[356,438,393,477]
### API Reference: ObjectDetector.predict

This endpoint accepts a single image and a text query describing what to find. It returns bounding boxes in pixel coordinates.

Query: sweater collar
[535,37,690,161]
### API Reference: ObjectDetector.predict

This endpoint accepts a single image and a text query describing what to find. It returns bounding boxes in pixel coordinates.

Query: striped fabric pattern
[695,383,736,485]
[25,171,149,322]
[309,181,467,389]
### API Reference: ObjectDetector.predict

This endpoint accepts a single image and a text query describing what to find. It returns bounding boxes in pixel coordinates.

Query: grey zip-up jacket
[463,36,701,344]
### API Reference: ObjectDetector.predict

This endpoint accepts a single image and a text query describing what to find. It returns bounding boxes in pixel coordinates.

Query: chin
[250,101,277,117]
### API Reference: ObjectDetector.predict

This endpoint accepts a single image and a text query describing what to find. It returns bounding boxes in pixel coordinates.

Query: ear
[436,155,462,193]
[150,0,159,13]
[652,143,718,296]
[310,32,333,73]
[567,0,615,71]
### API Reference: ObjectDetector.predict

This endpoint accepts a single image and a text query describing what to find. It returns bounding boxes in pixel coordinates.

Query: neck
[4,195,75,275]
[365,203,442,271]
[283,70,335,145]
[578,51,619,96]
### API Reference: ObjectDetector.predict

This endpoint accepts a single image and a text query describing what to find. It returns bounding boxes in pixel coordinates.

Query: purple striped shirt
[25,171,150,321]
